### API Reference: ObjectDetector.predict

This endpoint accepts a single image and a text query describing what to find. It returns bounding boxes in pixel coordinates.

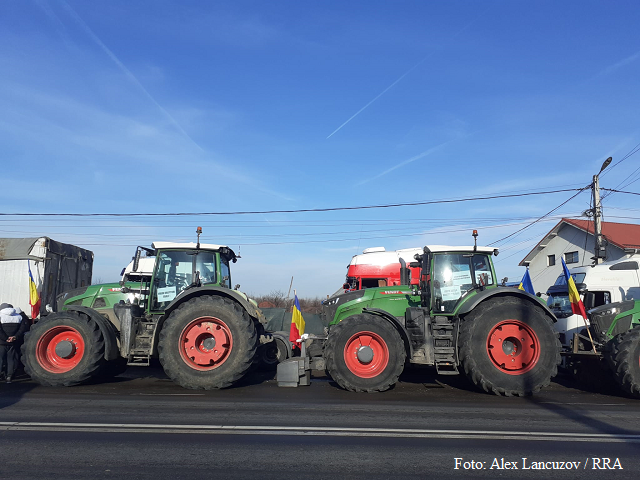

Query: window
[547,255,556,266]
[220,257,231,288]
[432,253,494,313]
[151,250,217,311]
[564,251,579,264]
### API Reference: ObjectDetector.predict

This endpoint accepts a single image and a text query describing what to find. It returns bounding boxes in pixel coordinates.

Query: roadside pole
[591,157,611,265]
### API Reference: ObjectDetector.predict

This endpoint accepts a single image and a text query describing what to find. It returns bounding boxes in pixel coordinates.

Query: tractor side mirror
[132,248,141,272]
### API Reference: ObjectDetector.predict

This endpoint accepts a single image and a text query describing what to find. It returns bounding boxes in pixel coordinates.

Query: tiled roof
[519,218,640,266]
[563,218,640,249]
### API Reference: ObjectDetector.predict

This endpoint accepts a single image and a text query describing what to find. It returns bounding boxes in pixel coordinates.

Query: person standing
[0,303,29,383]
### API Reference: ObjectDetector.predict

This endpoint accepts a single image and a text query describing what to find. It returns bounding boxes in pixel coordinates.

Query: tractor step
[127,353,151,366]
[432,316,459,375]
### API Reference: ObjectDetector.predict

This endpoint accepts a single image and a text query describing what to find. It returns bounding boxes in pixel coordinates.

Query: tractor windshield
[151,250,218,310]
[432,253,495,313]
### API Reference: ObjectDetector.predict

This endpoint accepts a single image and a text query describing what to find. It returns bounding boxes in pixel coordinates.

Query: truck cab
[546,256,640,346]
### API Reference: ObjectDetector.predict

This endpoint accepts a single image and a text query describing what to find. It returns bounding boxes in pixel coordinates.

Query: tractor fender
[65,305,120,361]
[457,287,557,322]
[361,308,413,357]
[163,286,263,322]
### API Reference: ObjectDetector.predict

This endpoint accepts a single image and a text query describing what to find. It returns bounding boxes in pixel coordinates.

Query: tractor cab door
[431,253,495,314]
[150,250,218,312]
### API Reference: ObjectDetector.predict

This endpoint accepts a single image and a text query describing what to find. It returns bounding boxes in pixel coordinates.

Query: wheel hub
[343,331,390,379]
[54,340,75,359]
[179,317,233,371]
[202,337,216,351]
[486,320,540,375]
[356,345,374,364]
[35,325,85,373]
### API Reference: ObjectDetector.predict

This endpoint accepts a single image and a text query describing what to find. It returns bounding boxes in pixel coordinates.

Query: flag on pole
[289,292,306,348]
[518,269,535,295]
[28,260,41,319]
[561,258,587,319]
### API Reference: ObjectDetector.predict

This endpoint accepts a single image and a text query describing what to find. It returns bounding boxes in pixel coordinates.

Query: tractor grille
[589,312,615,342]
[322,290,365,326]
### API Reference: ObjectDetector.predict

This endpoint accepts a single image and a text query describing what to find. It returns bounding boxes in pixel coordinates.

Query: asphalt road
[1,367,640,479]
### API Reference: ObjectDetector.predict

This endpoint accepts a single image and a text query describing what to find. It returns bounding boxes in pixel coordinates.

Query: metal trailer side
[0,237,93,318]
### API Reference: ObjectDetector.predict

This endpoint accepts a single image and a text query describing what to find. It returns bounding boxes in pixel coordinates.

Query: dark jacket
[0,307,30,346]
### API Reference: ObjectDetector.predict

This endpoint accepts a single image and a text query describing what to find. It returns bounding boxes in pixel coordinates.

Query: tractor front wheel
[458,296,561,396]
[607,326,640,397]
[21,312,106,386]
[324,314,406,392]
[158,295,257,389]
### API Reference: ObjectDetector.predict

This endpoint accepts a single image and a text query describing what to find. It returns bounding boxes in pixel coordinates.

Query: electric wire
[0,188,582,217]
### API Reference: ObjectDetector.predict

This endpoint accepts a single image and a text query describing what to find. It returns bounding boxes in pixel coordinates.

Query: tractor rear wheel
[607,325,640,397]
[324,314,405,392]
[458,296,561,396]
[158,295,257,389]
[21,311,106,386]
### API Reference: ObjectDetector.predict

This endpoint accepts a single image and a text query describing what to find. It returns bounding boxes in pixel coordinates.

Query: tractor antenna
[196,226,202,249]
[472,230,478,252]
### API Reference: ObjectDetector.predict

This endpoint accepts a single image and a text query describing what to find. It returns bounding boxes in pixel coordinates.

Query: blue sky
[1,0,639,297]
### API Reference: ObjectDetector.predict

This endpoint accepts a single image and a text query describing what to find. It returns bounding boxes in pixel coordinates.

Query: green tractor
[22,231,271,389]
[570,299,640,397]
[49,257,155,326]
[282,240,562,396]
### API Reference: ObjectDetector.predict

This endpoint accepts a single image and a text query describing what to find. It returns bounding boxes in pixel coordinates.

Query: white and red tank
[345,247,422,289]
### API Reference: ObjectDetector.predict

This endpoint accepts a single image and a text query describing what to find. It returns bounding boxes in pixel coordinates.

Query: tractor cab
[412,245,499,315]
[126,241,237,315]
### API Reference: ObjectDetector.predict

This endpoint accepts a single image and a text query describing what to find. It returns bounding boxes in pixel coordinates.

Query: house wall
[526,224,626,294]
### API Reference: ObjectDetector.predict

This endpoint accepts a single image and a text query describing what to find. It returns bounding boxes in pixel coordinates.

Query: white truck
[546,255,640,346]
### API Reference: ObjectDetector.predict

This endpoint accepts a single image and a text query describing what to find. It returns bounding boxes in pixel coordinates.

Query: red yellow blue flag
[518,269,535,295]
[561,258,587,319]
[289,292,305,348]
[28,260,41,319]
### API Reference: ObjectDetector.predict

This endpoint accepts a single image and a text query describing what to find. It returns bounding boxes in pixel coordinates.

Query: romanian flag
[561,258,587,319]
[518,269,535,295]
[289,293,305,349]
[28,260,41,319]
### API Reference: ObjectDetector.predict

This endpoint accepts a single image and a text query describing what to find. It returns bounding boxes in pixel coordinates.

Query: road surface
[1,367,639,479]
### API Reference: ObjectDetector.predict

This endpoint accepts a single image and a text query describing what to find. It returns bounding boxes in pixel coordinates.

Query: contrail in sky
[326,9,489,139]
[60,1,205,152]
[595,49,640,78]
[355,139,453,186]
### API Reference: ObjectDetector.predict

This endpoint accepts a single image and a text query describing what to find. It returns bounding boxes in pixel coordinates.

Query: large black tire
[458,296,561,396]
[606,326,640,397]
[324,314,406,393]
[158,295,257,389]
[21,311,106,387]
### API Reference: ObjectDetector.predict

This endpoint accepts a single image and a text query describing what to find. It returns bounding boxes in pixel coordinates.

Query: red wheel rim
[486,320,540,375]
[343,331,389,378]
[179,317,233,371]
[35,326,85,373]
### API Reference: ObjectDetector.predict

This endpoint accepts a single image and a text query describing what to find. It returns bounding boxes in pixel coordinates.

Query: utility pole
[592,157,612,264]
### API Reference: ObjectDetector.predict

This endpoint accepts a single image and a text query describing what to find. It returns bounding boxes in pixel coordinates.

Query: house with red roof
[519,218,640,293]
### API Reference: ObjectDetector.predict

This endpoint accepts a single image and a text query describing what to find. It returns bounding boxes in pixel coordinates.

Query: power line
[601,188,640,196]
[489,186,591,247]
[0,188,582,217]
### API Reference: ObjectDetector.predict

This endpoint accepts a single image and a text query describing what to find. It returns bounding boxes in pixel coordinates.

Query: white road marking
[132,393,205,396]
[0,422,638,443]
[538,402,626,406]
